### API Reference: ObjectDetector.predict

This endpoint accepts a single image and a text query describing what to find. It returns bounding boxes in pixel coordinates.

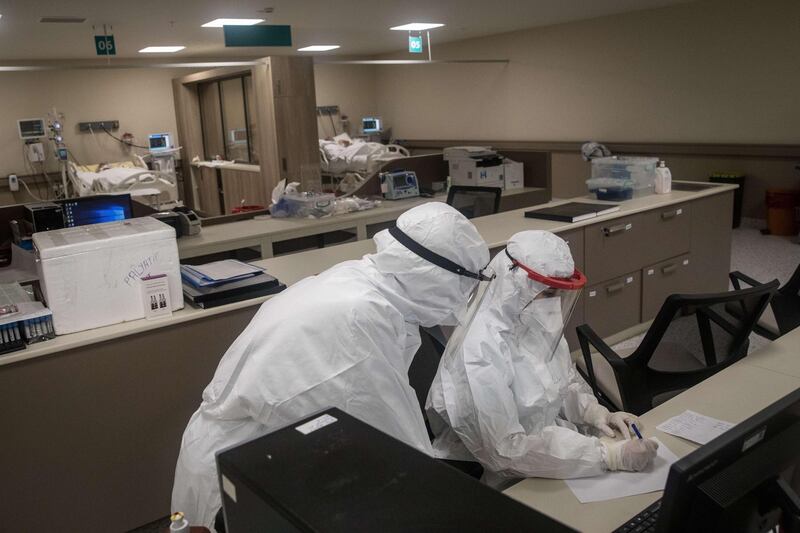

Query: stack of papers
[656,410,735,445]
[181,260,265,288]
[566,438,678,503]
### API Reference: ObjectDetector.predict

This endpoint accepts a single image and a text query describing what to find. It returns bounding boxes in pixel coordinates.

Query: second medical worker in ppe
[427,230,659,480]
[172,203,490,529]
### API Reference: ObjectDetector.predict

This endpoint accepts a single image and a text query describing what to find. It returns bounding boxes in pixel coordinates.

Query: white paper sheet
[188,259,263,282]
[656,410,735,445]
[565,438,678,503]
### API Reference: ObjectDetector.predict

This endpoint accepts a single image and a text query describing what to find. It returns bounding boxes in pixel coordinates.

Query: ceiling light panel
[139,46,186,53]
[390,23,444,31]
[202,18,264,28]
[297,45,340,52]
[40,16,87,23]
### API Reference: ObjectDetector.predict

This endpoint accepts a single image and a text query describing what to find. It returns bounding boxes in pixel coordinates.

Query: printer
[443,146,505,189]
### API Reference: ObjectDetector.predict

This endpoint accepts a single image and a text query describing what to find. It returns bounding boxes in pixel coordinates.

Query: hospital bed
[67,156,180,209]
[319,134,409,193]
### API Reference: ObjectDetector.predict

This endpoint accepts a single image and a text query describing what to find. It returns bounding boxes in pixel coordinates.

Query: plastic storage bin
[585,178,636,201]
[587,156,658,200]
[271,192,335,218]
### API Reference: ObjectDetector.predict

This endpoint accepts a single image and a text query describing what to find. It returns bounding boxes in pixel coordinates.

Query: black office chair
[729,263,800,340]
[408,326,484,479]
[446,186,502,219]
[576,281,779,415]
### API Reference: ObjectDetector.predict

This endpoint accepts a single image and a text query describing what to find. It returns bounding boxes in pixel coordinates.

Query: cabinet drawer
[642,254,693,321]
[640,203,691,266]
[584,214,644,282]
[556,228,585,272]
[585,271,642,338]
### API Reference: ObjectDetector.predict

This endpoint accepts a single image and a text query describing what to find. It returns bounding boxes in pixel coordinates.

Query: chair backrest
[407,326,447,438]
[620,280,779,414]
[446,186,502,219]
[774,263,800,335]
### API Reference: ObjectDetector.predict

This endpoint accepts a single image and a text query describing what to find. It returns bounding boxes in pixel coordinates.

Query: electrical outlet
[316,106,340,115]
[8,174,19,192]
[78,120,119,132]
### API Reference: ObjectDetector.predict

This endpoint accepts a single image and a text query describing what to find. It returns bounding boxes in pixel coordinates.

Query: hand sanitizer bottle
[655,160,672,194]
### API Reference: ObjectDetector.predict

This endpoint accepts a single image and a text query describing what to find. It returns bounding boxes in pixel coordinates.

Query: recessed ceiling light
[139,46,186,53]
[390,23,444,31]
[297,45,340,52]
[202,18,264,28]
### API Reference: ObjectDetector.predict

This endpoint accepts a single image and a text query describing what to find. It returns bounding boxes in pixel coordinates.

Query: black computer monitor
[217,408,577,533]
[657,387,800,532]
[58,194,133,227]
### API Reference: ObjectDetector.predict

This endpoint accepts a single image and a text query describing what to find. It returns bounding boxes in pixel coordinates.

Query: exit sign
[408,35,423,54]
[95,35,116,56]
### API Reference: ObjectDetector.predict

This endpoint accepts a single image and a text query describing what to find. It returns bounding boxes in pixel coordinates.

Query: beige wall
[314,63,378,138]
[0,68,187,180]
[375,0,800,144]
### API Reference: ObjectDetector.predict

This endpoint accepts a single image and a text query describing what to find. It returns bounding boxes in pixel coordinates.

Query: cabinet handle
[661,208,682,220]
[603,222,633,236]
[661,263,678,275]
[282,158,288,172]
[606,282,625,294]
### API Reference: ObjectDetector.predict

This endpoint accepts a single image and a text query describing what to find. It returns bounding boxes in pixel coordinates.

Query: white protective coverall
[427,230,625,480]
[172,202,489,529]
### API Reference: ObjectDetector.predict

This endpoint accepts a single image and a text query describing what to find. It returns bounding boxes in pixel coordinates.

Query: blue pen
[631,423,643,440]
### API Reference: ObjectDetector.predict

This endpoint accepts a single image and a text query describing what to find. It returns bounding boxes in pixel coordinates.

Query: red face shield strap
[505,249,587,290]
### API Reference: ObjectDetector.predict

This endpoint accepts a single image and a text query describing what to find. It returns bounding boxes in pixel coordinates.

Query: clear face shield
[507,250,587,362]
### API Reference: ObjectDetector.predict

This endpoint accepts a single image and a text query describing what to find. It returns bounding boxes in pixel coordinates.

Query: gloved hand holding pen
[602,437,659,472]
[584,403,641,439]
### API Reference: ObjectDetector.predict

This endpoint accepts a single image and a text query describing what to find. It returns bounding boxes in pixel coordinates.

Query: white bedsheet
[75,166,153,189]
[319,138,405,174]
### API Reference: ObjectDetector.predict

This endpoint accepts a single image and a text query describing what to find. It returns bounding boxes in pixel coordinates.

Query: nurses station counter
[0,182,744,531]
[177,186,546,260]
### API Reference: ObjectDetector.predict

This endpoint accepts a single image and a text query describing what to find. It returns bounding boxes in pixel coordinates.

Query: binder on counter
[182,272,286,309]
[524,202,620,223]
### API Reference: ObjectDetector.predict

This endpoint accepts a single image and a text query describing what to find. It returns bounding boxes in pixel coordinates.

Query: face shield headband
[504,249,587,290]
[388,226,492,282]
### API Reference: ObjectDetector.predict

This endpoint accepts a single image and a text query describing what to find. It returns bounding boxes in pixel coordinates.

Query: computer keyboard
[613,499,661,533]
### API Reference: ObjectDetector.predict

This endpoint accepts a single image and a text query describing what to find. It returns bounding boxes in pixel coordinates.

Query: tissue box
[33,217,183,334]
[504,160,524,190]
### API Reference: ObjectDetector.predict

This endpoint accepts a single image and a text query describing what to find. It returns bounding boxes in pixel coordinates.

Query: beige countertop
[0,182,736,368]
[503,327,800,532]
[191,161,261,172]
[177,187,546,259]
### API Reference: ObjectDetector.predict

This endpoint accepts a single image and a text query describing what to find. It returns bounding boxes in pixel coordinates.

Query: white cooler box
[33,217,184,335]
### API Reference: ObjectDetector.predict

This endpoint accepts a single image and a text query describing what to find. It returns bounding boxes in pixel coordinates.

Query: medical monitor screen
[362,117,382,134]
[148,133,171,151]
[18,119,45,139]
[60,194,133,227]
[393,174,408,188]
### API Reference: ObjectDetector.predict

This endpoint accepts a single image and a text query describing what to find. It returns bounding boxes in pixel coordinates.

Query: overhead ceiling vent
[40,16,87,23]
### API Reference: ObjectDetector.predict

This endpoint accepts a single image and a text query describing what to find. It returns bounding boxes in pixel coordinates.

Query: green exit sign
[95,35,116,56]
[408,35,423,53]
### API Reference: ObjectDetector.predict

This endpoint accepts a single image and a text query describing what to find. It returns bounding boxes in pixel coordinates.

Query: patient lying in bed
[319,133,407,175]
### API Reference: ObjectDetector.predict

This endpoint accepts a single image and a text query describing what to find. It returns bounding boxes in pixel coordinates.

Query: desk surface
[0,183,735,368]
[177,187,545,259]
[503,327,800,532]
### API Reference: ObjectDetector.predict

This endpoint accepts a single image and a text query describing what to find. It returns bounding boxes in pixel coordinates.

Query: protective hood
[426,230,606,480]
[478,230,576,325]
[366,202,490,327]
